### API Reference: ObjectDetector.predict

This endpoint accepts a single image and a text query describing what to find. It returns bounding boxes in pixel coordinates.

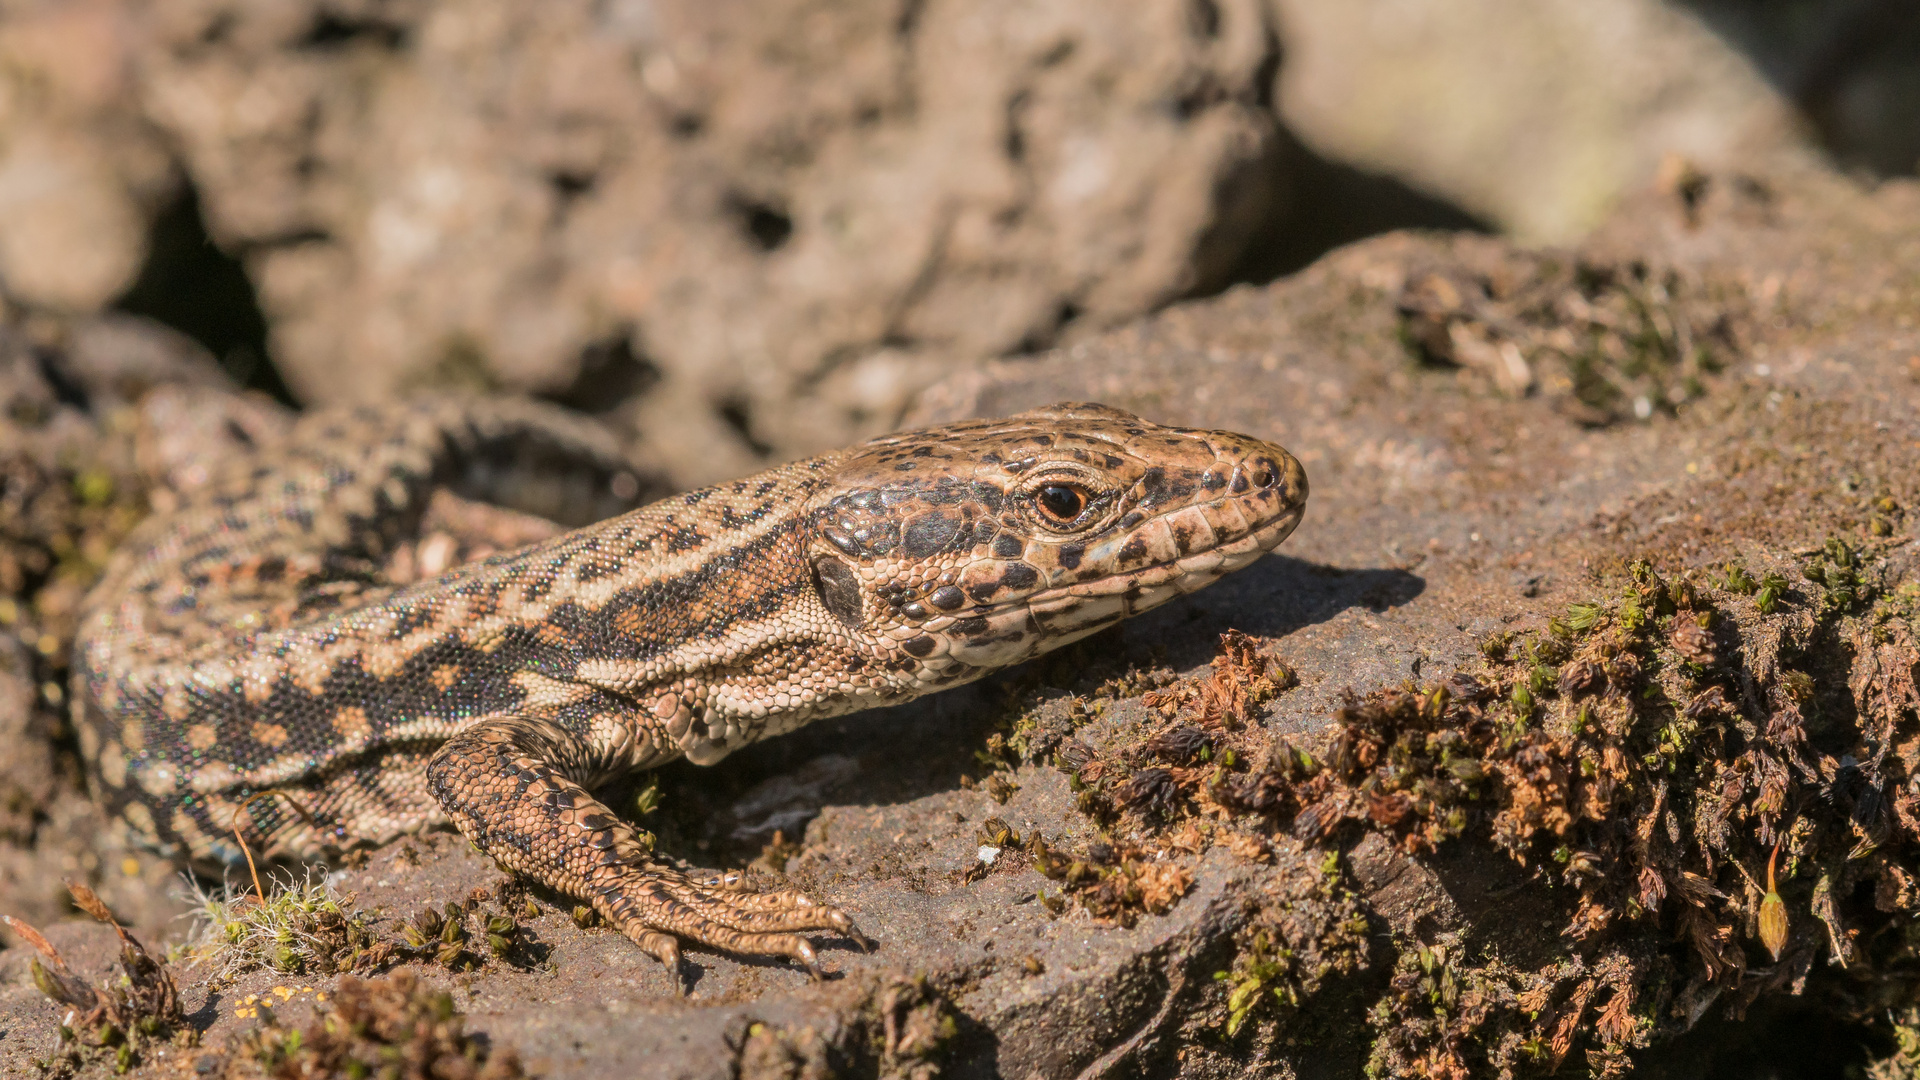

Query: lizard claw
[700,871,755,893]
[848,925,878,953]
[793,938,825,982]
[630,928,687,994]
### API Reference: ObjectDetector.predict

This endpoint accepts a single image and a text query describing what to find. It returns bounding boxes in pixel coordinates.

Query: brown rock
[137,0,1285,483]
[0,0,173,311]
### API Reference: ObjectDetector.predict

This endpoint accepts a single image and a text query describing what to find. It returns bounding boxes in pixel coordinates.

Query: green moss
[188,871,383,981]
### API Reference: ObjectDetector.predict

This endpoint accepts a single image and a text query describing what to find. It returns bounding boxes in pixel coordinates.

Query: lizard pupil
[1036,484,1086,523]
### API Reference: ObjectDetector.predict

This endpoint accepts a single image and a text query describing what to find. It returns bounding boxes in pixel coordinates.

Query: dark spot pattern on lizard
[72,397,1308,989]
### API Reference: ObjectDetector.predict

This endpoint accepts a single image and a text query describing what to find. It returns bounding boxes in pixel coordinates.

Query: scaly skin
[72,398,1307,984]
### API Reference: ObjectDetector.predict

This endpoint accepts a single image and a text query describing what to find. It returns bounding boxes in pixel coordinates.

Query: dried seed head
[1670,619,1716,666]
[1119,767,1182,818]
[1758,892,1788,960]
[1143,724,1211,765]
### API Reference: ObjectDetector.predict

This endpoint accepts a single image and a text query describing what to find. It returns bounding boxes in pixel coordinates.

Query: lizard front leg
[424,708,866,989]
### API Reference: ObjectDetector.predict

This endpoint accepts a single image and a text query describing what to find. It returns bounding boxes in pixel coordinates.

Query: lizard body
[72,398,1306,979]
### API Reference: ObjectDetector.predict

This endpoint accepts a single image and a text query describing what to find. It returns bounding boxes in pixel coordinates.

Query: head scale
[806,401,1307,687]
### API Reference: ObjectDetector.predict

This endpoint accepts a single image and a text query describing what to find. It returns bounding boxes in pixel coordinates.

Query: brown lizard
[71,398,1307,984]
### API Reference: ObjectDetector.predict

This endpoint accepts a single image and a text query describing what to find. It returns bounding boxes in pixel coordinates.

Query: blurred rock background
[0,0,1909,485]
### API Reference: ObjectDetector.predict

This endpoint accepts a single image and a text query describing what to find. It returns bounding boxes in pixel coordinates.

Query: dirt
[1,156,1919,1078]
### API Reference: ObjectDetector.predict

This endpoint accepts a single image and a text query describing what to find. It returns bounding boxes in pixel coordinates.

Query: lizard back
[73,399,1307,869]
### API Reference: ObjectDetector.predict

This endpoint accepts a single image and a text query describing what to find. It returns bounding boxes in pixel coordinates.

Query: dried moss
[6,882,188,1078]
[201,968,522,1080]
[1026,541,1920,1075]
[1395,248,1750,425]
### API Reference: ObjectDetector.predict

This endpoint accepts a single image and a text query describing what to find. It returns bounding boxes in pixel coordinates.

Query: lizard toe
[622,928,686,993]
[661,876,859,936]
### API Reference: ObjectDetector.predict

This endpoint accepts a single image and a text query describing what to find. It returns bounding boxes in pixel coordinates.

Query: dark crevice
[112,183,296,405]
[299,12,410,52]
[1188,0,1221,40]
[727,195,795,253]
[549,171,595,199]
[32,347,89,410]
[895,0,927,40]
[1220,125,1495,289]
[198,11,236,46]
[1632,990,1889,1080]
[1250,23,1281,111]
[1012,299,1082,356]
[716,396,772,457]
[1003,91,1029,163]
[545,329,660,415]
[1674,0,1920,178]
[547,170,597,217]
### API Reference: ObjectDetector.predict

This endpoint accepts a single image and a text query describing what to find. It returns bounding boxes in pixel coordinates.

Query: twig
[230,791,316,904]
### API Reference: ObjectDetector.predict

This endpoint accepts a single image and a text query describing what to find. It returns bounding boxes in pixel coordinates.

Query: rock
[1268,0,1799,242]
[56,314,231,408]
[0,633,52,846]
[0,1,173,311]
[0,0,1867,499]
[134,0,1286,484]
[8,107,1920,1080]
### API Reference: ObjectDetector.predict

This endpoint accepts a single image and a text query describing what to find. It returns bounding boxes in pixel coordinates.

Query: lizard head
[806,402,1307,681]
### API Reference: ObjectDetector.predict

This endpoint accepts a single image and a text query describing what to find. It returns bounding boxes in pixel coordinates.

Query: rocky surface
[7,0,1891,494]
[0,1,173,313]
[136,0,1294,487]
[1270,0,1793,243]
[2,157,1920,1077]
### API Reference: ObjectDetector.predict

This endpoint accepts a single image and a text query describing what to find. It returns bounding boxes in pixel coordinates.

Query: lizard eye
[1034,483,1088,525]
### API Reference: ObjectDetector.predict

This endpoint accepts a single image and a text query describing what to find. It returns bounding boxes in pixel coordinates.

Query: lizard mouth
[1019,499,1306,629]
[929,497,1306,669]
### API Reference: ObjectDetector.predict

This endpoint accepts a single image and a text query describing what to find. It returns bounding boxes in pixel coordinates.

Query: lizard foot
[429,712,875,991]
[596,865,868,987]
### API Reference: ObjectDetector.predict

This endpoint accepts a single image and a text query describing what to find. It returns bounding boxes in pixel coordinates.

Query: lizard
[71,397,1308,985]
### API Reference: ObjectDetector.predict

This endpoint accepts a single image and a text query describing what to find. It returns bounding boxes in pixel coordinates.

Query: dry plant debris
[200,968,522,1080]
[1396,247,1751,425]
[1013,540,1920,1076]
[4,881,187,1077]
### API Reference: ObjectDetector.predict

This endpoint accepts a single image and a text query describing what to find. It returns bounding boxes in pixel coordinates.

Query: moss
[205,969,522,1080]
[1027,541,1920,1075]
[734,975,958,1080]
[8,882,188,1079]
[394,888,542,972]
[1213,855,1369,1038]
[188,872,392,982]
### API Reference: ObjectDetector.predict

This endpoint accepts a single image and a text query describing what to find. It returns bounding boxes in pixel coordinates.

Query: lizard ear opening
[812,555,865,629]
